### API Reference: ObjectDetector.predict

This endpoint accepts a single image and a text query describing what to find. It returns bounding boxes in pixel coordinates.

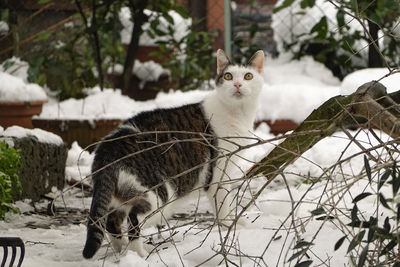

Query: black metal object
[0,237,24,267]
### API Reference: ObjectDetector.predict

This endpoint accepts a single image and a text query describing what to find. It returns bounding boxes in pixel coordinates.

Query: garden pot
[0,100,46,129]
[32,118,122,149]
[255,119,299,135]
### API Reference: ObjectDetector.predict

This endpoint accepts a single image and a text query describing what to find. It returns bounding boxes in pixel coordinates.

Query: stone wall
[1,136,67,201]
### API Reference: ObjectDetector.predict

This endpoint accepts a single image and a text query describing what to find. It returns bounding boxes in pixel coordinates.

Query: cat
[82,49,264,259]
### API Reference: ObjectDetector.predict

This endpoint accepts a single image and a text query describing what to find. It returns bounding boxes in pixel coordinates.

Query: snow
[119,8,191,46]
[1,126,396,266]
[259,54,341,122]
[1,48,400,266]
[65,141,93,185]
[1,125,64,146]
[341,68,400,95]
[0,57,30,83]
[108,60,171,88]
[37,54,399,125]
[39,55,339,123]
[0,21,9,35]
[0,71,47,102]
[272,0,368,66]
[38,87,209,120]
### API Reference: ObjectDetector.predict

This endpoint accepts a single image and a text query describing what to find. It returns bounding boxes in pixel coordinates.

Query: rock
[1,135,67,201]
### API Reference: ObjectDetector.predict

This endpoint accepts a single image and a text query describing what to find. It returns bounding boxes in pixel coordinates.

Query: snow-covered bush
[273,0,400,79]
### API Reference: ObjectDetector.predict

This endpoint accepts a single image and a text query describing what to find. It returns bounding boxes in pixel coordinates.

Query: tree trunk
[90,0,104,90]
[120,0,148,96]
[367,19,382,68]
[189,0,207,32]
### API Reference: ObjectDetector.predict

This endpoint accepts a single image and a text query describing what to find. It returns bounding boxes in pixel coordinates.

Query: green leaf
[397,203,400,220]
[294,241,314,249]
[300,0,315,8]
[358,245,368,267]
[347,230,365,254]
[352,192,372,203]
[380,240,397,256]
[364,155,371,182]
[379,193,391,209]
[336,9,346,29]
[315,215,334,221]
[379,169,391,190]
[310,207,325,216]
[174,5,189,19]
[347,220,371,228]
[392,170,400,195]
[310,16,328,39]
[0,141,22,219]
[163,13,174,25]
[288,248,308,262]
[295,260,313,267]
[334,236,346,251]
[2,60,15,71]
[274,0,296,13]
[384,217,391,233]
[351,205,359,222]
[38,0,51,3]
[367,227,375,243]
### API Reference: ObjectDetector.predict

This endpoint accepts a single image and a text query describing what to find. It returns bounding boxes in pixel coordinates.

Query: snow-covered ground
[1,53,400,266]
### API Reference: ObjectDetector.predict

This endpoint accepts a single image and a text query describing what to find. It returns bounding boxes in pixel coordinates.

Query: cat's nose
[234,82,242,89]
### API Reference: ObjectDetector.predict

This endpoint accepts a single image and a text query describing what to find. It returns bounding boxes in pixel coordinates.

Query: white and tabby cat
[82,49,264,259]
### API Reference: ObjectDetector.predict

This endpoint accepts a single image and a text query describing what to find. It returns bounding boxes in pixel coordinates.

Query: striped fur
[82,103,217,258]
[83,49,264,259]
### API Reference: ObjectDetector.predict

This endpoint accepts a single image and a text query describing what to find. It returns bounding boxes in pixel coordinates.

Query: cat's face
[215,50,264,105]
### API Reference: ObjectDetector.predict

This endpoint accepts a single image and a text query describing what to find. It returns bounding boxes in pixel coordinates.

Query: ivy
[0,141,22,219]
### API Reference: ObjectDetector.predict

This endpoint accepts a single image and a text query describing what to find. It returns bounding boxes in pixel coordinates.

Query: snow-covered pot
[0,71,48,129]
[0,100,47,129]
[32,118,122,149]
[255,119,299,135]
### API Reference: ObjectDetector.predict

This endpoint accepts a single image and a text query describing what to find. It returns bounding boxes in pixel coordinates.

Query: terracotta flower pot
[32,118,122,149]
[0,100,47,129]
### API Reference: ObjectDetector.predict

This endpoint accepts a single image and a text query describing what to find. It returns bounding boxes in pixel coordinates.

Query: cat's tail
[83,169,116,259]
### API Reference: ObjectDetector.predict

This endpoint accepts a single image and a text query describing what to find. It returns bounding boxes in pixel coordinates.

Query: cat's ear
[247,50,264,74]
[216,49,231,75]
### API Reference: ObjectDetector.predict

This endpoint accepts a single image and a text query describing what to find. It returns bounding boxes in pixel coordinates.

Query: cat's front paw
[128,239,148,258]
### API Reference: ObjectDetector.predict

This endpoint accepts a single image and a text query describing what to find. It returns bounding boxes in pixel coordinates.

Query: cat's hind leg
[127,210,147,257]
[126,198,154,257]
[106,209,126,253]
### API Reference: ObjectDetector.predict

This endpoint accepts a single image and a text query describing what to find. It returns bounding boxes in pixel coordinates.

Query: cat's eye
[244,73,253,80]
[224,72,233,80]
